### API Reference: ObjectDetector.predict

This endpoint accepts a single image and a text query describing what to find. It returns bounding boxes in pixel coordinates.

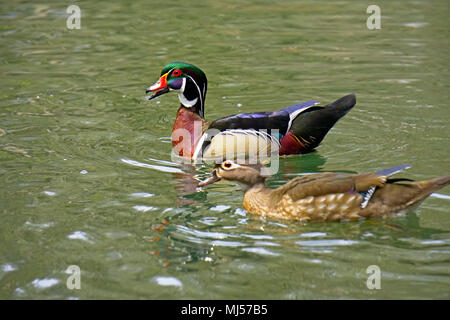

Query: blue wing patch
[361,164,412,208]
[280,101,321,116]
[376,164,411,176]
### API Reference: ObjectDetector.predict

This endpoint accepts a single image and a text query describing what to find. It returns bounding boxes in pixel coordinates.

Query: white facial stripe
[185,74,203,114]
[179,93,198,107]
[180,77,186,92]
[178,78,198,107]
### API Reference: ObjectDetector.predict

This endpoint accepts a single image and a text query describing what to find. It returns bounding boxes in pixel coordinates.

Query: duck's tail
[410,174,450,203]
[365,174,450,217]
[280,94,356,154]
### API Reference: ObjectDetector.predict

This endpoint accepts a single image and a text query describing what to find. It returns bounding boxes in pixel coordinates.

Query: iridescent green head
[146,62,208,118]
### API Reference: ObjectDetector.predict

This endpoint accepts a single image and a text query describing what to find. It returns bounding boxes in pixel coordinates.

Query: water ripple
[130,192,155,198]
[67,231,91,242]
[133,205,158,212]
[152,276,183,287]
[176,225,229,240]
[210,205,231,212]
[242,247,280,256]
[1,264,18,272]
[296,239,359,247]
[253,241,280,247]
[299,232,327,238]
[211,240,246,247]
[121,158,183,173]
[430,193,450,200]
[31,278,59,289]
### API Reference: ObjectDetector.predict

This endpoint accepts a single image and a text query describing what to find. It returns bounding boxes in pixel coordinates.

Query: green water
[1,0,449,299]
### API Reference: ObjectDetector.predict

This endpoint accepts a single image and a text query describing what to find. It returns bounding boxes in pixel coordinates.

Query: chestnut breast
[172,107,205,158]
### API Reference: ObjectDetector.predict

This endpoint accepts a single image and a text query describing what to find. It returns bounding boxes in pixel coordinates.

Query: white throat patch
[178,93,198,107]
[178,78,198,107]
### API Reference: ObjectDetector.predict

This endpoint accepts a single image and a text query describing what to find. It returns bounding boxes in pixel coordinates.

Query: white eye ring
[221,160,237,170]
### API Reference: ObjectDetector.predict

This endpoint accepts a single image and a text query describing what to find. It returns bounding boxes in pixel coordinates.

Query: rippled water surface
[1,0,449,299]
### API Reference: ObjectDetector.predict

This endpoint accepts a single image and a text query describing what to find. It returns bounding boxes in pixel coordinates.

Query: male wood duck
[146,62,356,161]
[199,160,450,222]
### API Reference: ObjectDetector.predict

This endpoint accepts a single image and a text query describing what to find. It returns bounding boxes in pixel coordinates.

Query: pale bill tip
[149,82,160,91]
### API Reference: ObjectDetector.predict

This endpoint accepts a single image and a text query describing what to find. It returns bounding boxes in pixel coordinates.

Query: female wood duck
[146,62,356,161]
[198,160,450,222]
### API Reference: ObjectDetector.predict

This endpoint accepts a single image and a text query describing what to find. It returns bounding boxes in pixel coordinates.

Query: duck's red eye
[224,162,232,168]
[172,69,181,77]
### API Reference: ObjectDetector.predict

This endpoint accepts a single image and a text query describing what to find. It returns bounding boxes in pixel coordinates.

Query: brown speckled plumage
[199,161,450,222]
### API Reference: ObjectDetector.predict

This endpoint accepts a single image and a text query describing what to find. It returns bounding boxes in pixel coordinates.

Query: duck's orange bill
[146,72,169,100]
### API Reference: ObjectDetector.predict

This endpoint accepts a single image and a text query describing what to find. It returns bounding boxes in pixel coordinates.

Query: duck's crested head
[199,160,267,188]
[146,62,207,118]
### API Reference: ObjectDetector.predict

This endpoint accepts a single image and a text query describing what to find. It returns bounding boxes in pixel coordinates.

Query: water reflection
[122,149,328,202]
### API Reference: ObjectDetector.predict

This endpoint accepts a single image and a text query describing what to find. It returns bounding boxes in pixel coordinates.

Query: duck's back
[259,172,384,221]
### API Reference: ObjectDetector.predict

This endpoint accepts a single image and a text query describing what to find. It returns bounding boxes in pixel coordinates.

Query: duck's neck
[243,183,273,215]
[172,106,205,158]
[178,77,206,118]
